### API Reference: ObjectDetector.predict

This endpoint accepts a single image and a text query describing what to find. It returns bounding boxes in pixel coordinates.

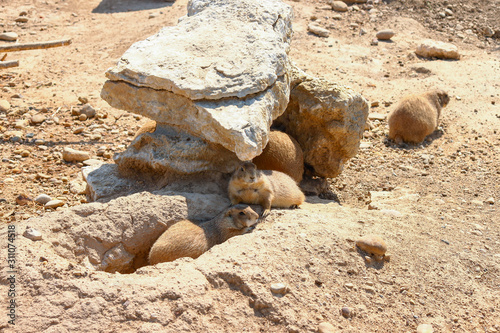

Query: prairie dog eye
[239,211,246,216]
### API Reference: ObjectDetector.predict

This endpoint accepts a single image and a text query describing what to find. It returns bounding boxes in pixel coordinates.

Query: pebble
[15,17,29,23]
[45,199,64,209]
[15,119,29,129]
[149,12,160,19]
[371,38,379,46]
[23,227,42,241]
[330,1,348,12]
[0,99,10,111]
[73,127,85,134]
[16,194,32,206]
[376,29,395,40]
[344,283,354,289]
[31,114,46,124]
[79,114,88,121]
[21,150,30,157]
[485,197,494,205]
[0,32,18,41]
[270,283,288,295]
[307,24,330,37]
[63,147,91,162]
[83,159,103,167]
[417,324,434,333]
[80,104,96,118]
[356,235,387,255]
[318,322,336,333]
[471,200,483,206]
[35,194,52,205]
[368,113,386,121]
[341,306,354,318]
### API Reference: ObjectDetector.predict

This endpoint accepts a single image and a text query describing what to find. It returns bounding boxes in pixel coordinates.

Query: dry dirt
[1,0,499,332]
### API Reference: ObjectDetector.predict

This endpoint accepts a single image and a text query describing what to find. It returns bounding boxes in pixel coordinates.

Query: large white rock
[102,0,294,161]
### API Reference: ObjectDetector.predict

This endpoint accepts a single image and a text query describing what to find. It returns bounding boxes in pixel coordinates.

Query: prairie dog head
[232,162,259,184]
[435,89,450,108]
[225,204,259,230]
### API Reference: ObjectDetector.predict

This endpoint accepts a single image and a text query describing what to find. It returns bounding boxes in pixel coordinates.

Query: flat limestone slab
[105,0,293,100]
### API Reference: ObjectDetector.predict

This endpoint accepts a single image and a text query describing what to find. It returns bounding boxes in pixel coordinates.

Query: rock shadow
[92,0,175,14]
[356,247,386,270]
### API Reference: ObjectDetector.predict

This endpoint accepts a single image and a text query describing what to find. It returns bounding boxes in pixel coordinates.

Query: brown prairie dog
[149,204,259,265]
[228,161,305,217]
[252,130,304,182]
[388,88,449,144]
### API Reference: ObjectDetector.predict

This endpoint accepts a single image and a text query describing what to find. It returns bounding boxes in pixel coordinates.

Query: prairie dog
[228,161,305,217]
[252,130,304,182]
[149,204,259,265]
[388,89,449,144]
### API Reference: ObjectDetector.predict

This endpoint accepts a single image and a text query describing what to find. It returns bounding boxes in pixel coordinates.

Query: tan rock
[416,40,460,60]
[274,64,369,178]
[417,324,434,333]
[0,32,18,41]
[63,147,91,162]
[356,235,387,255]
[376,29,395,40]
[330,1,348,12]
[0,99,10,112]
[308,24,330,37]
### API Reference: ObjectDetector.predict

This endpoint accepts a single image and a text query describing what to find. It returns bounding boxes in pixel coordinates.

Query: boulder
[114,123,241,176]
[101,0,294,161]
[415,39,460,60]
[274,64,369,178]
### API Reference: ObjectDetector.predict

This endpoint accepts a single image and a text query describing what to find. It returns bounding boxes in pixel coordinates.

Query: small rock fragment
[270,283,288,295]
[330,1,348,12]
[417,324,434,333]
[0,32,18,41]
[80,104,96,118]
[63,147,91,162]
[318,322,336,333]
[31,114,46,124]
[356,235,387,255]
[376,29,394,40]
[45,199,64,209]
[308,24,330,37]
[485,197,494,205]
[0,99,10,112]
[35,194,52,205]
[16,194,32,206]
[341,306,354,318]
[23,227,42,241]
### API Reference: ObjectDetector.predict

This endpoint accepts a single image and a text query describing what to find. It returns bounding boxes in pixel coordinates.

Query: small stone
[34,139,45,145]
[368,113,386,121]
[15,119,29,129]
[444,8,453,16]
[23,227,42,241]
[73,127,85,134]
[69,180,87,195]
[371,38,379,46]
[21,150,30,157]
[31,114,46,124]
[417,324,434,333]
[356,235,387,255]
[0,99,10,112]
[79,114,88,121]
[45,199,64,209]
[318,322,336,333]
[341,306,353,318]
[344,283,354,289]
[415,39,460,60]
[80,104,96,118]
[376,30,395,40]
[330,1,348,12]
[15,17,29,23]
[35,194,52,205]
[0,32,18,41]
[270,283,288,295]
[78,96,89,104]
[308,24,330,37]
[485,197,495,205]
[63,147,91,162]
[149,12,160,19]
[16,194,32,206]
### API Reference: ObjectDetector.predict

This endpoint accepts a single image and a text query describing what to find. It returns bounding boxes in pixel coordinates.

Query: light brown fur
[388,89,449,144]
[252,130,304,182]
[228,161,305,217]
[149,204,259,265]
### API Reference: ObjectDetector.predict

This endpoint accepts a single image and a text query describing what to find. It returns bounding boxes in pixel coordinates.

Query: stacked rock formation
[101,0,293,175]
[98,0,368,197]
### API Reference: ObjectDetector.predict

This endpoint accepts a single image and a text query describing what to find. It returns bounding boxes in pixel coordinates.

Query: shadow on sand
[92,0,175,14]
